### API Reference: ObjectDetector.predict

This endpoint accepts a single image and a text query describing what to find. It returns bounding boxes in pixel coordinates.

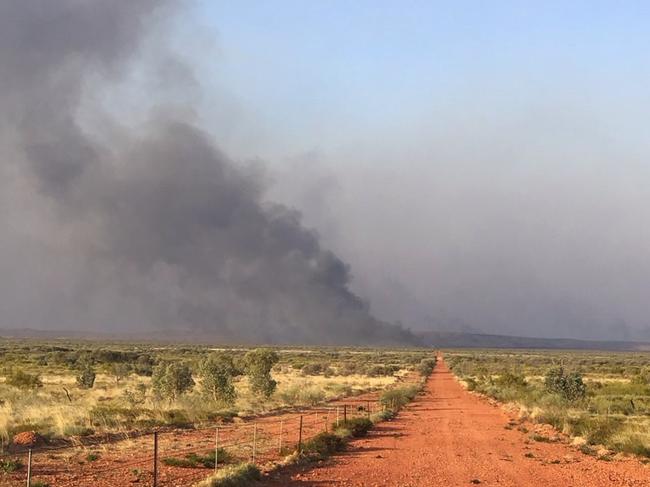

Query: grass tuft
[194,462,260,487]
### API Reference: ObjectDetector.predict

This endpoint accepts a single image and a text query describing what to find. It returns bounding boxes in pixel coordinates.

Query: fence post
[278,420,283,455]
[26,448,32,487]
[214,427,219,474]
[325,409,330,432]
[336,406,339,427]
[367,400,371,419]
[343,404,347,423]
[298,416,303,453]
[153,431,158,487]
[252,424,257,464]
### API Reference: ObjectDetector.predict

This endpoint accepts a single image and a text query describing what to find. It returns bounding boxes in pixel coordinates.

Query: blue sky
[191,1,650,156]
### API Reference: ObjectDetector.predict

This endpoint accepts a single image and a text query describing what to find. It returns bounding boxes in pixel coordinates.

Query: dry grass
[0,366,404,443]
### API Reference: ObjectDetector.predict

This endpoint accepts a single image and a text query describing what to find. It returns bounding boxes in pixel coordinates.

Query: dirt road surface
[265,359,650,487]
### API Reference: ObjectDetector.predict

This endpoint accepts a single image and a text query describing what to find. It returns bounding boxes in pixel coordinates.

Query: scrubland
[0,339,431,448]
[446,349,650,459]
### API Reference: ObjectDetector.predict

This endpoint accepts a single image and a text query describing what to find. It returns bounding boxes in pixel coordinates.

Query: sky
[1,1,649,343]
[187,1,650,340]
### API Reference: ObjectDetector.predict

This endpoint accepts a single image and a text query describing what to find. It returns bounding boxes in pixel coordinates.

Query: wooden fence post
[252,424,257,464]
[214,427,219,473]
[298,416,303,453]
[153,432,158,487]
[26,449,32,487]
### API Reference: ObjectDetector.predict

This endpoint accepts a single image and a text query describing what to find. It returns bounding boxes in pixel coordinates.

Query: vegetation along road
[265,358,650,486]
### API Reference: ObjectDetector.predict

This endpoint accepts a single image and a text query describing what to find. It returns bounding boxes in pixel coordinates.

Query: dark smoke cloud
[0,1,414,345]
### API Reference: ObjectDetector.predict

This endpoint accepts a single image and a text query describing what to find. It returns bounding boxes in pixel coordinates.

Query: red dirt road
[265,359,650,487]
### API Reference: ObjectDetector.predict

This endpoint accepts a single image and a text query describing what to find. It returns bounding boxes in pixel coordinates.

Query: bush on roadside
[544,367,586,401]
[380,385,419,411]
[417,358,437,377]
[194,462,260,487]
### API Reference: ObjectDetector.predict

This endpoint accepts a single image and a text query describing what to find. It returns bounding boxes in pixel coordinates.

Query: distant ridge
[418,331,650,352]
[1,328,649,351]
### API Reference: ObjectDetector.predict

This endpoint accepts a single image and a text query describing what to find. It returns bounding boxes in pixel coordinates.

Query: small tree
[77,366,96,389]
[199,353,239,406]
[134,354,155,377]
[544,367,586,401]
[6,370,42,389]
[110,363,131,384]
[152,363,194,402]
[244,349,279,399]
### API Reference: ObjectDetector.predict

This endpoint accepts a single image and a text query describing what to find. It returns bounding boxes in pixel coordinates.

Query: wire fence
[0,380,419,487]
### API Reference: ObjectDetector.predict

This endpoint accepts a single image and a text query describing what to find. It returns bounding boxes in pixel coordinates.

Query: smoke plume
[0,1,413,345]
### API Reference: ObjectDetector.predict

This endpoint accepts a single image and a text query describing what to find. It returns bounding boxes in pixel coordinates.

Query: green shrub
[301,432,345,459]
[0,458,23,473]
[76,366,96,389]
[371,409,395,422]
[495,372,527,388]
[244,349,278,399]
[5,370,42,389]
[544,367,586,401]
[195,462,261,487]
[152,362,194,402]
[199,354,239,406]
[380,385,419,411]
[417,358,436,377]
[342,417,373,437]
[464,377,478,391]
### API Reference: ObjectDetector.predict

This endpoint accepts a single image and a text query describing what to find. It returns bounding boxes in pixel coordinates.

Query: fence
[0,394,398,487]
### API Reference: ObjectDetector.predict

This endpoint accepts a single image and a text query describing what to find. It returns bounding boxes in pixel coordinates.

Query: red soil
[264,359,650,487]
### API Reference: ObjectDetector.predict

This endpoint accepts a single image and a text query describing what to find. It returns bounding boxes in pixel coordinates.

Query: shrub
[110,363,131,384]
[5,370,42,389]
[371,409,395,422]
[244,349,278,399]
[464,377,478,391]
[122,383,147,407]
[0,458,23,473]
[134,355,155,376]
[342,417,373,437]
[612,434,650,458]
[544,367,586,401]
[301,363,324,376]
[199,354,239,406]
[417,358,437,377]
[195,462,261,487]
[76,366,96,389]
[152,363,194,402]
[338,362,360,376]
[495,372,527,388]
[380,385,419,411]
[301,432,345,459]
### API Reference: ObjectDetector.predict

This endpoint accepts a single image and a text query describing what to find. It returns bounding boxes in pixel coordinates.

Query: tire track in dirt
[264,358,650,486]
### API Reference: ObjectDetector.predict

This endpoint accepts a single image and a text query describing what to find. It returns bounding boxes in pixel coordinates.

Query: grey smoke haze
[271,116,650,342]
[0,1,414,345]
